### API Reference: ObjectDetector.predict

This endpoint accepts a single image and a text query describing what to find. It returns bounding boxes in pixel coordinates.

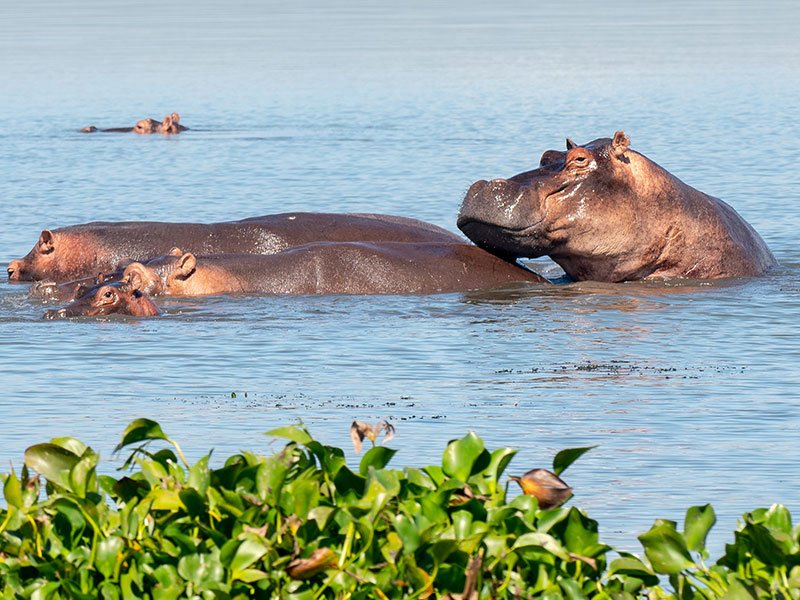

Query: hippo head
[458,131,680,281]
[159,113,186,134]
[8,229,110,282]
[123,247,184,295]
[8,230,59,282]
[133,118,161,134]
[44,281,160,319]
[29,272,119,302]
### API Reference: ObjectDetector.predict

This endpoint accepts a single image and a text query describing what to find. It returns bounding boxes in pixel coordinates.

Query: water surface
[1,0,799,556]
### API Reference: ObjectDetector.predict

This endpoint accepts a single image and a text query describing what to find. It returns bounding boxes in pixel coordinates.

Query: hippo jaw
[457,178,556,259]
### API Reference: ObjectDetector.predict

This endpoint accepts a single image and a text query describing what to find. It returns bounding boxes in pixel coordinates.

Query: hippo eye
[104,291,113,298]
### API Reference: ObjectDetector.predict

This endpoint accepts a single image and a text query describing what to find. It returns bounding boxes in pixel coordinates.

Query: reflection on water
[1,0,800,558]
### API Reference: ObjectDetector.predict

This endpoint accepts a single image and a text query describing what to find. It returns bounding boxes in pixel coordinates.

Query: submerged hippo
[8,213,463,282]
[120,242,548,297]
[29,272,125,302]
[81,112,187,134]
[457,131,776,281]
[44,281,160,319]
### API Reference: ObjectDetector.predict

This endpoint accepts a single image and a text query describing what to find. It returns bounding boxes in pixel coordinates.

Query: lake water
[1,0,799,557]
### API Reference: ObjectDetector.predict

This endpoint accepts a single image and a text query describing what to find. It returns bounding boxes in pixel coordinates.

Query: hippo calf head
[458,131,648,280]
[44,281,160,319]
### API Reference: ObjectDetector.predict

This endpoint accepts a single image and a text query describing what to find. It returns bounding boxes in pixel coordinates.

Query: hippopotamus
[80,113,187,134]
[44,281,160,319]
[119,242,548,297]
[29,272,123,302]
[457,131,777,281]
[7,213,463,283]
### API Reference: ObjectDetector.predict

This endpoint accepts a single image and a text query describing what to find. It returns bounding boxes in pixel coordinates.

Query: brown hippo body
[81,113,187,134]
[457,131,776,282]
[8,213,463,282]
[122,243,548,297]
[44,282,160,319]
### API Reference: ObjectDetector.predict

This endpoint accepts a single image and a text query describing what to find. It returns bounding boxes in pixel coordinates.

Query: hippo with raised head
[120,242,548,297]
[81,113,187,134]
[7,213,463,283]
[457,131,776,281]
[44,281,160,319]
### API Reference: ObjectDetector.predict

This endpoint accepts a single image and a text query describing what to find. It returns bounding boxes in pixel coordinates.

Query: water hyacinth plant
[0,418,798,598]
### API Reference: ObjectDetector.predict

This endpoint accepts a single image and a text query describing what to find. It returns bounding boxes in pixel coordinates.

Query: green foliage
[0,421,798,599]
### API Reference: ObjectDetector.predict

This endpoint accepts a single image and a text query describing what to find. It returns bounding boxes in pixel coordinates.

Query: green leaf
[484,447,517,489]
[187,454,211,495]
[563,507,599,554]
[359,446,397,476]
[50,437,90,457]
[609,555,660,587]
[442,432,485,481]
[552,446,596,476]
[741,521,786,565]
[763,503,792,536]
[177,552,225,586]
[148,488,183,511]
[4,467,23,509]
[69,450,99,498]
[114,418,169,453]
[24,443,81,491]
[179,488,206,518]
[452,510,474,540]
[95,536,125,578]
[684,504,716,552]
[264,425,312,446]
[638,520,694,574]
[230,538,269,576]
[512,531,571,561]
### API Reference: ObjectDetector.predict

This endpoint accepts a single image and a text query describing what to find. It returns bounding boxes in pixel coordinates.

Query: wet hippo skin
[8,213,464,282]
[457,131,776,281]
[81,112,187,134]
[121,242,548,297]
[44,281,160,319]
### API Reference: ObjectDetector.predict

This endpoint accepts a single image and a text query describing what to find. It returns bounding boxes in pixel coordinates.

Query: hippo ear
[161,114,173,131]
[174,253,197,279]
[171,112,180,123]
[38,230,55,254]
[169,247,183,256]
[612,131,630,158]
[126,269,144,292]
[566,138,578,150]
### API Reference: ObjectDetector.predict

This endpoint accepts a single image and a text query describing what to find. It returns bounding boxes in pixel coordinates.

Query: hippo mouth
[457,217,549,259]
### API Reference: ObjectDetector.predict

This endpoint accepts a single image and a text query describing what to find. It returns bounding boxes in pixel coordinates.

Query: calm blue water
[2,0,799,557]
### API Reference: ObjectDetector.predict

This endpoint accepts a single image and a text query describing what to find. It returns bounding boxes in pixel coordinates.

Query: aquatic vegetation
[1,419,798,598]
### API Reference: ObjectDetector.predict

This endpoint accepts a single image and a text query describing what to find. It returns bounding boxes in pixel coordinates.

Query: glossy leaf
[684,504,716,552]
[24,443,80,490]
[442,432,484,481]
[114,418,169,452]
[552,446,596,476]
[359,446,397,476]
[3,467,23,509]
[638,520,694,574]
[264,425,312,446]
[230,538,269,577]
[95,536,125,578]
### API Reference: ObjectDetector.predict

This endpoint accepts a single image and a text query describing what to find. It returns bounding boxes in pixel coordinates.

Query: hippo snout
[7,260,22,281]
[44,308,68,320]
